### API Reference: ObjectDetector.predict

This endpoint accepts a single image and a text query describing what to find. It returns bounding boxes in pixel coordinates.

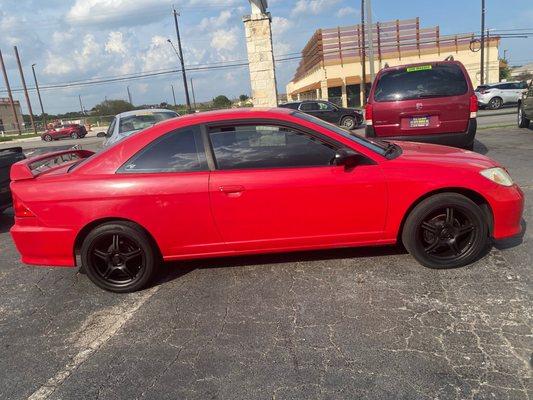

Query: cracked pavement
[0,126,531,400]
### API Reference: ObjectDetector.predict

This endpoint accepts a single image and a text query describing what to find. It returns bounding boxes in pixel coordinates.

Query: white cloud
[140,35,175,72]
[336,6,358,18]
[199,10,232,30]
[272,16,292,38]
[291,0,341,16]
[210,27,239,52]
[105,31,127,55]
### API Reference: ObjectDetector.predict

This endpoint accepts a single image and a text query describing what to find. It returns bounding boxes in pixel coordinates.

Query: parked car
[476,81,528,110]
[104,109,179,147]
[279,100,363,130]
[365,60,478,149]
[0,147,25,213]
[42,124,87,142]
[9,108,523,292]
[518,80,533,128]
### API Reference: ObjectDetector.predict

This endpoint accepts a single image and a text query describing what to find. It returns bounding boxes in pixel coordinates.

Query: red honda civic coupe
[10,108,524,292]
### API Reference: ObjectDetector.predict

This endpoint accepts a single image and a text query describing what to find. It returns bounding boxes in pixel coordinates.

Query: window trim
[116,124,209,174]
[203,119,359,172]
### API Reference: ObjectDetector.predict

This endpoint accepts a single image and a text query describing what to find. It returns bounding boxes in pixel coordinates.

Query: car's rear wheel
[488,97,503,110]
[71,132,79,139]
[341,116,356,130]
[518,104,530,128]
[81,222,157,293]
[402,193,488,269]
[43,134,53,142]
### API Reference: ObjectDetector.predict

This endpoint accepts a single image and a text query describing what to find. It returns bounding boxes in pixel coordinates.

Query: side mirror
[334,148,362,169]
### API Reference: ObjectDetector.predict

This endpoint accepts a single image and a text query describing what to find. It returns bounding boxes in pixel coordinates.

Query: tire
[340,116,356,130]
[402,193,489,269]
[71,132,79,139]
[518,104,530,128]
[43,134,53,142]
[81,222,158,293]
[488,97,503,110]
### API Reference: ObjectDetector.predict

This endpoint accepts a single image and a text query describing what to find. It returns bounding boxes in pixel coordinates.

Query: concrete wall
[0,100,23,133]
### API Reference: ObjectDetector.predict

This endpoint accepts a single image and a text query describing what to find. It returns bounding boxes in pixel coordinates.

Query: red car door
[207,123,388,252]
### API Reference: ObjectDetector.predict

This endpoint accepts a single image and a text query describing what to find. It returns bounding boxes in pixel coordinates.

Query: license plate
[409,116,430,128]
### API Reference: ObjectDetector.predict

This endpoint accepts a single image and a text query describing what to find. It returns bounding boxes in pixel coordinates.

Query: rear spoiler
[10,149,94,181]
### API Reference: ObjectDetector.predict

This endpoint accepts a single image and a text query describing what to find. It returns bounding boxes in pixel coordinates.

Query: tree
[516,72,533,82]
[239,94,249,102]
[91,99,134,116]
[212,95,232,109]
[499,58,511,81]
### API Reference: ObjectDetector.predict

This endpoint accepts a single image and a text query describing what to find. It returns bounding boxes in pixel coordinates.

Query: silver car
[475,81,528,110]
[103,109,179,147]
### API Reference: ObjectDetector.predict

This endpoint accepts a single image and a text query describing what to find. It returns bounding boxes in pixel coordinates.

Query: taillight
[13,195,35,218]
[469,94,478,118]
[364,103,373,125]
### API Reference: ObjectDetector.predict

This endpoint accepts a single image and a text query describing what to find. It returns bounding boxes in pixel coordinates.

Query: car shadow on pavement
[154,245,408,287]
[473,139,489,155]
[0,211,13,234]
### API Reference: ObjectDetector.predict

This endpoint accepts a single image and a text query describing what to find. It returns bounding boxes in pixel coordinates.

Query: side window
[209,125,337,170]
[119,126,207,173]
[318,102,334,111]
[299,102,320,111]
[106,118,116,137]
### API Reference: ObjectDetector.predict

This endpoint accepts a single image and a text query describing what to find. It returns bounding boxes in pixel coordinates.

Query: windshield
[374,64,468,102]
[293,112,388,156]
[119,111,178,134]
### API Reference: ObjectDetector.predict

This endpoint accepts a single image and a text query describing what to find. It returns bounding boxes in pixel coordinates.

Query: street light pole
[361,0,367,105]
[31,63,46,130]
[0,48,21,134]
[480,0,486,85]
[172,7,191,112]
[190,77,196,110]
[14,46,37,135]
[127,85,132,104]
[365,0,375,83]
[78,95,85,115]
[171,84,177,107]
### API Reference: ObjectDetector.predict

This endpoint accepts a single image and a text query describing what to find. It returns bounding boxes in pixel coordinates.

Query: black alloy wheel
[402,193,488,269]
[81,222,157,292]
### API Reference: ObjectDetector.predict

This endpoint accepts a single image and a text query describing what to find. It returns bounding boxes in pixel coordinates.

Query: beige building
[0,98,23,134]
[286,18,500,108]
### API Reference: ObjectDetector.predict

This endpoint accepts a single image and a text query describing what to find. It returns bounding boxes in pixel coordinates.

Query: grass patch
[0,133,42,142]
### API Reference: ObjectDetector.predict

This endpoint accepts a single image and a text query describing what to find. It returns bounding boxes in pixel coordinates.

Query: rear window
[374,64,468,102]
[119,111,178,134]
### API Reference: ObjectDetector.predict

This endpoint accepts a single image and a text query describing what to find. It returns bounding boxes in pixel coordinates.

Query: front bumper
[490,184,524,240]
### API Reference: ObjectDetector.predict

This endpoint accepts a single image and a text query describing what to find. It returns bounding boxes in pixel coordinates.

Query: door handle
[219,185,245,194]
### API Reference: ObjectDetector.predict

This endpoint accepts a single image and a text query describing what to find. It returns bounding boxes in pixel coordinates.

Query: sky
[0,0,532,115]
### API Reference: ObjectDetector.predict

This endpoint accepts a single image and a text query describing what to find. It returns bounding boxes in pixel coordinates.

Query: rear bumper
[10,222,76,267]
[490,185,525,240]
[366,118,477,148]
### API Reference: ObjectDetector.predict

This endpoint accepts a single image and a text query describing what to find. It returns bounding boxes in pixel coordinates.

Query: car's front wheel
[81,222,158,293]
[518,103,530,128]
[340,116,356,130]
[402,193,488,269]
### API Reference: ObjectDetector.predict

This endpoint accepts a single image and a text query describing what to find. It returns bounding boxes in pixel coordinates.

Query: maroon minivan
[365,61,478,149]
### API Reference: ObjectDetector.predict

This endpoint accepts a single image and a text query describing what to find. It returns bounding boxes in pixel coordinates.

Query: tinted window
[374,64,468,102]
[281,103,300,110]
[209,125,337,170]
[299,102,320,111]
[119,111,178,133]
[120,126,207,173]
[318,102,334,111]
[499,83,513,90]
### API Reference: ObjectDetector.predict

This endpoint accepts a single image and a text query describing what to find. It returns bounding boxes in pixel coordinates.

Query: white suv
[475,81,528,110]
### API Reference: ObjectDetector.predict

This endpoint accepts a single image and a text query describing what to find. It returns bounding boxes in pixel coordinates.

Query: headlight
[480,167,514,186]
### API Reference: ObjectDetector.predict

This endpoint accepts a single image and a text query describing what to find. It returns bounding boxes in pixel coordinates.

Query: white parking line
[27,287,159,400]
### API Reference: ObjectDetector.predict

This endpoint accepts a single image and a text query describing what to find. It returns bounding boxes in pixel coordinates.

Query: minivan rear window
[374,64,468,102]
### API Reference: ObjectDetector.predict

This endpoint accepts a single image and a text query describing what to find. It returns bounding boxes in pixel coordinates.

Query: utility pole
[365,0,375,83]
[14,46,37,135]
[361,0,367,105]
[31,64,46,130]
[171,84,177,107]
[190,77,196,110]
[480,0,486,85]
[127,85,132,104]
[78,95,85,115]
[0,48,21,134]
[172,7,191,112]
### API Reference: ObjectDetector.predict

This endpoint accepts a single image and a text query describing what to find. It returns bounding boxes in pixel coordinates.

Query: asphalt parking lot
[0,125,531,400]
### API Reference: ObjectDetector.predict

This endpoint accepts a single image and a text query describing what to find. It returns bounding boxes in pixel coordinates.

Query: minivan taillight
[13,195,35,218]
[469,94,478,118]
[364,103,373,125]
